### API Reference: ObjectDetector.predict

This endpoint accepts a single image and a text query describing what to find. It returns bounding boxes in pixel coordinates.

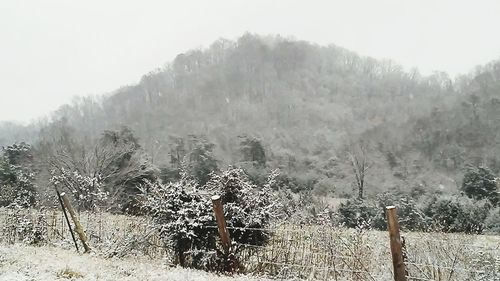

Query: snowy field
[0,244,269,281]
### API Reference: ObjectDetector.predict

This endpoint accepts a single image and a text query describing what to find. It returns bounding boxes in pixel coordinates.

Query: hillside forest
[1,33,499,234]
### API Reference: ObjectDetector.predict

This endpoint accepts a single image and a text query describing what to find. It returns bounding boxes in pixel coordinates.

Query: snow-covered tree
[141,167,282,271]
[50,168,107,211]
[204,168,280,247]
[140,174,215,267]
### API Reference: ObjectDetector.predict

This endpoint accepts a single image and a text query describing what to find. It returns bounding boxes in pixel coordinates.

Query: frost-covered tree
[50,169,107,210]
[141,167,281,271]
[141,175,215,267]
[204,168,279,247]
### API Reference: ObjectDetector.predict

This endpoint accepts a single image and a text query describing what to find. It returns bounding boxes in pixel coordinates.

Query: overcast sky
[1,0,499,123]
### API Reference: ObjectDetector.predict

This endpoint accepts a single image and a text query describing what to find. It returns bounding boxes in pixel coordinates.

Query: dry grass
[235,225,390,280]
[57,267,84,279]
[0,207,164,258]
[1,208,498,280]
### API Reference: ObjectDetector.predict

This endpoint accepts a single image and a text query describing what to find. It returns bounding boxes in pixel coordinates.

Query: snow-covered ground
[0,244,269,281]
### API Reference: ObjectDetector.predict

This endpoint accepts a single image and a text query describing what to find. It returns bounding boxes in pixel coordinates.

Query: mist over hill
[2,33,500,197]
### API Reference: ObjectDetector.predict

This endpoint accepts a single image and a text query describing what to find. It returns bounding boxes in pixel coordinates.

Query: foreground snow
[0,244,270,281]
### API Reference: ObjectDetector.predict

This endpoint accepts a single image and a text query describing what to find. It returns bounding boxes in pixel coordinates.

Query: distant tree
[239,136,266,168]
[160,136,187,183]
[0,143,36,207]
[461,94,481,124]
[186,135,218,185]
[348,142,370,199]
[168,136,186,169]
[461,166,499,205]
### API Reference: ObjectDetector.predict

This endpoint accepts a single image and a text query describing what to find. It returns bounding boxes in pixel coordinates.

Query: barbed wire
[257,261,381,280]
[402,236,500,252]
[405,262,493,275]
[407,276,437,281]
[234,241,356,261]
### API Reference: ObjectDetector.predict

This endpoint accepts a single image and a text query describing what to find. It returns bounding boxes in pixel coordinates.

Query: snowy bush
[141,175,216,268]
[50,168,107,211]
[141,167,282,272]
[2,208,47,245]
[204,168,280,248]
[337,193,491,233]
[374,193,429,231]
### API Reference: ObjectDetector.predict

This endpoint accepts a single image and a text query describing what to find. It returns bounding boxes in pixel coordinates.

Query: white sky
[1,0,499,123]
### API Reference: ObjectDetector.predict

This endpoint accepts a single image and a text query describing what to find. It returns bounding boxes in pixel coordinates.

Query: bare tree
[348,142,370,199]
[48,127,158,211]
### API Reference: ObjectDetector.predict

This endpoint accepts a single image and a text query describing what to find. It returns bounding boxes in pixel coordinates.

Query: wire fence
[0,207,164,259]
[401,232,499,281]
[215,225,392,280]
[0,207,499,280]
[207,225,499,280]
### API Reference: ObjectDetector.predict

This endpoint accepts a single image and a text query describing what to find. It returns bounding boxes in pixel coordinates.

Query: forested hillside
[1,33,499,200]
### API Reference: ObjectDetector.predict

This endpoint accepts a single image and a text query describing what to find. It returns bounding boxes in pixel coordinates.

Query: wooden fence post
[386,206,407,281]
[56,189,79,252]
[61,192,91,253]
[211,195,231,254]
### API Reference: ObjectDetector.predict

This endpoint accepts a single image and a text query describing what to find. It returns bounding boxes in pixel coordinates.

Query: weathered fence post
[56,189,79,252]
[211,195,231,254]
[386,206,407,281]
[61,192,91,253]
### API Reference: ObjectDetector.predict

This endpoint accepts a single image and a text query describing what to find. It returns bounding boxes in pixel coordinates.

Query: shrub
[50,169,107,211]
[2,208,47,245]
[205,168,279,247]
[337,193,489,233]
[484,207,500,234]
[142,167,280,272]
[375,193,429,231]
[271,172,315,193]
[337,199,378,228]
[423,196,491,234]
[461,166,498,206]
[141,176,216,268]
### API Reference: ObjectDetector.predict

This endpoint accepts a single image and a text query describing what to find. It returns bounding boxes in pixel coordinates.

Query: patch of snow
[0,244,270,281]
